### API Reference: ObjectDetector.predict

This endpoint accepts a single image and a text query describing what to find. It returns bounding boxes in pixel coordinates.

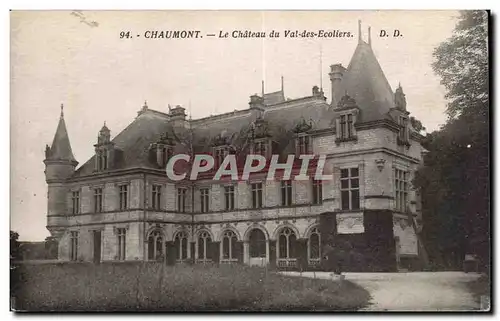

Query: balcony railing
[308,258,321,266]
[277,258,297,268]
[195,258,213,264]
[220,258,239,264]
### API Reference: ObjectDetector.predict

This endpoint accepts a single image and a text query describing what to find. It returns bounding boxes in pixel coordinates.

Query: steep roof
[333,40,395,122]
[47,107,77,163]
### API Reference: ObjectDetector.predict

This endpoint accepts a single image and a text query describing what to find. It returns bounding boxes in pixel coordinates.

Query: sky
[10,10,459,241]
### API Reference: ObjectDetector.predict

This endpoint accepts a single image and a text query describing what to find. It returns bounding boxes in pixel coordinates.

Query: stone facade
[43,32,426,271]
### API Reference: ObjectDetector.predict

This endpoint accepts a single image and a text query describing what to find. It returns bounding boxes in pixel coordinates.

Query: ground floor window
[249,228,266,258]
[174,231,188,260]
[221,230,238,260]
[70,231,78,261]
[278,227,297,259]
[197,231,211,260]
[308,227,321,261]
[117,228,126,261]
[147,230,164,260]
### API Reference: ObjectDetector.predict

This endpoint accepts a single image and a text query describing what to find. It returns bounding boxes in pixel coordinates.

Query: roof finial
[358,20,362,43]
[368,26,372,46]
[261,80,265,97]
[60,103,64,118]
[281,75,284,93]
[104,121,106,127]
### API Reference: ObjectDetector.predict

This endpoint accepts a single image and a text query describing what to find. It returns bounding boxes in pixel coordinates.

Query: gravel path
[281,271,483,311]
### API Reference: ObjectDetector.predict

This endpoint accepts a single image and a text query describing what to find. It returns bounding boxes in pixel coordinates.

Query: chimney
[168,105,188,129]
[329,64,347,107]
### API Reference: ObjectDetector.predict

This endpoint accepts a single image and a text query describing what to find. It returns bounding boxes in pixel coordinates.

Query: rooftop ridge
[264,95,326,109]
[190,108,251,124]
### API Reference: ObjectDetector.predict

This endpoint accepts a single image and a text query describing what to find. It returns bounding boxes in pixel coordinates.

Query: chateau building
[44,27,425,271]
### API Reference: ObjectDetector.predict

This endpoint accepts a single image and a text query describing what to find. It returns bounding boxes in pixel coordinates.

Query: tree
[10,231,20,260]
[416,11,489,272]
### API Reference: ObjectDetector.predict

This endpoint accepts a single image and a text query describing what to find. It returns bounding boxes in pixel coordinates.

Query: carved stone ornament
[375,159,386,172]
[293,117,313,133]
[394,84,407,111]
[337,92,358,109]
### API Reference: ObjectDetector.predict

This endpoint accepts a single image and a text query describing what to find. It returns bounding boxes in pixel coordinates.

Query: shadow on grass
[11,262,370,311]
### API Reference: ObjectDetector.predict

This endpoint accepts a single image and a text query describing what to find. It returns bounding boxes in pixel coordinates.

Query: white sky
[10,10,459,241]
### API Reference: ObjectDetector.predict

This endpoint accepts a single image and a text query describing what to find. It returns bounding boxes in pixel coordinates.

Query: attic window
[254,140,268,157]
[161,146,173,167]
[96,150,108,171]
[336,113,357,143]
[214,146,228,168]
[296,135,310,155]
[398,116,410,145]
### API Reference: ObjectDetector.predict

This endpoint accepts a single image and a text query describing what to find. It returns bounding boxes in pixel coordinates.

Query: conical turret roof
[333,39,396,122]
[47,105,77,163]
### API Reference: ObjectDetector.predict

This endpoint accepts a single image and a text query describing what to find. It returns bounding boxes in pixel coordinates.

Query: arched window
[278,227,297,259]
[249,228,266,258]
[147,230,164,260]
[221,230,238,260]
[174,231,188,261]
[197,231,211,260]
[308,227,321,262]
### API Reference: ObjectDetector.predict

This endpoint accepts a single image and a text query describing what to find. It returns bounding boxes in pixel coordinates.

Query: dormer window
[161,145,173,167]
[253,140,268,157]
[296,135,310,155]
[214,146,228,168]
[397,116,410,146]
[340,114,354,139]
[97,150,108,171]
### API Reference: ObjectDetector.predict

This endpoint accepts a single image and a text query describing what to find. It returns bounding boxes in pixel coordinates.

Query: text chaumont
[144,30,202,39]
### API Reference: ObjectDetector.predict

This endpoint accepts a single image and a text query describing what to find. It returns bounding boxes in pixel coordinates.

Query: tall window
[224,186,235,211]
[340,167,360,210]
[197,231,211,260]
[177,188,187,213]
[395,169,409,212]
[308,227,321,262]
[151,184,162,210]
[174,231,188,261]
[297,135,310,155]
[147,230,163,260]
[281,181,293,206]
[70,231,78,261]
[200,188,210,213]
[251,182,263,209]
[117,228,126,260]
[254,141,267,157]
[312,180,323,205]
[72,191,80,214]
[278,227,297,259]
[94,188,103,213]
[221,230,237,260]
[340,114,355,139]
[118,184,128,210]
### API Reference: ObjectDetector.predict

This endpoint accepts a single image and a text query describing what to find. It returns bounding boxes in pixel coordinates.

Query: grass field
[11,262,370,311]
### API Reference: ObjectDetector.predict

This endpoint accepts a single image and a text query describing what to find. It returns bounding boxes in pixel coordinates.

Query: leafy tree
[10,231,20,260]
[416,11,489,272]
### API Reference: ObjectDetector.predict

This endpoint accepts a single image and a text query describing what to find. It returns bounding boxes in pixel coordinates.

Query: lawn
[11,262,370,311]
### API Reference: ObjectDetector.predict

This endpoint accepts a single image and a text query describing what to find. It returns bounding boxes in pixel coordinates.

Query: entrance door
[93,230,101,263]
[248,229,266,266]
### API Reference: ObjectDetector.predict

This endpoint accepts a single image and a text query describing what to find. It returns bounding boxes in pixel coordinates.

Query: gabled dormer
[94,122,115,172]
[334,93,360,144]
[293,118,313,156]
[212,133,232,168]
[249,117,274,158]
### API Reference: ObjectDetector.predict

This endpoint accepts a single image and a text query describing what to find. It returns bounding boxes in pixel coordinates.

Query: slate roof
[46,107,77,164]
[332,40,395,122]
[67,39,404,178]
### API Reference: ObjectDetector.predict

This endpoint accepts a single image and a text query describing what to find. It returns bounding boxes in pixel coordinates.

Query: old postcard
[10,10,490,312]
